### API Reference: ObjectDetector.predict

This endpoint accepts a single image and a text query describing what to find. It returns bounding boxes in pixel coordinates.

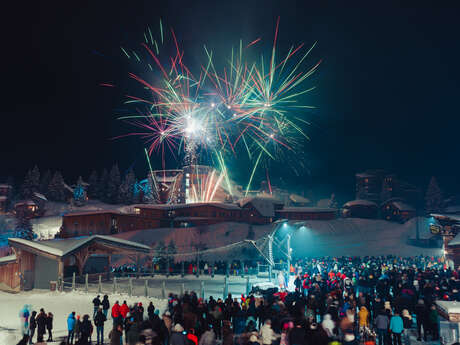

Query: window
[134,208,140,215]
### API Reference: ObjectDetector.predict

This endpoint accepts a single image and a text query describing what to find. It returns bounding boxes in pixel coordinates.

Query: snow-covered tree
[14,209,34,240]
[328,193,338,208]
[106,164,121,204]
[48,171,66,202]
[118,168,136,204]
[143,174,157,204]
[87,170,98,199]
[39,170,52,196]
[97,169,108,201]
[73,176,86,206]
[425,176,443,214]
[21,165,40,199]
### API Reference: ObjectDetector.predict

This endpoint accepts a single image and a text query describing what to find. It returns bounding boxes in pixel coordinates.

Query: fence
[61,272,254,300]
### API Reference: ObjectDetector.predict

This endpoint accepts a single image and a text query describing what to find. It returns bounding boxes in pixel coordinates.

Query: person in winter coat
[79,314,93,345]
[67,312,76,345]
[46,312,53,342]
[109,324,123,345]
[429,304,439,340]
[289,320,306,345]
[94,307,107,345]
[414,299,428,341]
[148,302,155,320]
[127,319,140,345]
[120,301,130,320]
[36,308,47,341]
[198,326,216,345]
[102,295,110,318]
[170,324,187,345]
[112,301,121,326]
[401,309,412,345]
[374,310,389,345]
[19,305,30,336]
[16,334,29,345]
[358,306,369,331]
[29,311,37,345]
[74,315,81,342]
[260,319,279,345]
[389,312,404,345]
[93,295,102,318]
[321,314,335,339]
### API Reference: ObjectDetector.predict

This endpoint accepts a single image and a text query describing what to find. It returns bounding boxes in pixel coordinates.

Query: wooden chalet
[342,199,379,219]
[380,199,416,223]
[0,235,150,292]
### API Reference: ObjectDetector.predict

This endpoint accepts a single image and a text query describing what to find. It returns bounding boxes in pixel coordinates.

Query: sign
[430,224,441,234]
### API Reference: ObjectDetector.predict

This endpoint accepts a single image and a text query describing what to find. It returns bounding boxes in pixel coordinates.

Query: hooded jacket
[67,313,76,331]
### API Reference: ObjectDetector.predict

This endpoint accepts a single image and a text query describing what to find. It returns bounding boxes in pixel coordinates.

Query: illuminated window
[134,208,140,215]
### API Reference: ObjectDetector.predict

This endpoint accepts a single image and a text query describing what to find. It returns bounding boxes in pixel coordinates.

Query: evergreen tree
[87,170,99,199]
[143,174,157,204]
[118,168,136,204]
[39,170,52,196]
[97,169,109,201]
[48,171,66,202]
[14,209,34,240]
[106,164,121,204]
[328,193,338,208]
[425,176,443,214]
[21,165,40,199]
[73,176,86,206]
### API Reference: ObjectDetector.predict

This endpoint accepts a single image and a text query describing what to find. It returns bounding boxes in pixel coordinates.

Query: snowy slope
[113,217,441,261]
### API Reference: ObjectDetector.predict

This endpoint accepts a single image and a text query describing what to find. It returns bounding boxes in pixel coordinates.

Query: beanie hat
[173,324,184,333]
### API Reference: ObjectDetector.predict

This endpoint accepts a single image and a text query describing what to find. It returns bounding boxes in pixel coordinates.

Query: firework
[111,18,320,199]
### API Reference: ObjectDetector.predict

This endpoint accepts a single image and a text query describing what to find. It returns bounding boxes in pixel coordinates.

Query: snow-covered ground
[0,290,167,344]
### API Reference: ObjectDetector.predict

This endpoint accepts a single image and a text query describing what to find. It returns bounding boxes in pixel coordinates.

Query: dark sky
[1,1,459,200]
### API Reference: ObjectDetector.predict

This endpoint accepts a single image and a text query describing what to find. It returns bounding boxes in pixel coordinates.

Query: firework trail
[109,18,320,199]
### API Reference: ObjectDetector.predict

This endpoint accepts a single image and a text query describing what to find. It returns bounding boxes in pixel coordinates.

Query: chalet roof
[289,194,311,204]
[431,213,460,223]
[277,207,337,213]
[0,254,16,265]
[63,210,122,217]
[237,197,280,217]
[392,201,415,212]
[448,233,460,247]
[14,200,37,207]
[8,235,151,258]
[33,192,47,201]
[134,202,241,211]
[343,200,378,208]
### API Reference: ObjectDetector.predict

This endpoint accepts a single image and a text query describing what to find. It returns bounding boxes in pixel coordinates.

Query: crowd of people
[15,255,460,345]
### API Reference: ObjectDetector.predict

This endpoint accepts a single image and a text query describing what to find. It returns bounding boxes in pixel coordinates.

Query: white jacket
[260,324,277,345]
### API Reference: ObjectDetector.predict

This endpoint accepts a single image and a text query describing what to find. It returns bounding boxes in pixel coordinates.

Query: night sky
[2,1,460,201]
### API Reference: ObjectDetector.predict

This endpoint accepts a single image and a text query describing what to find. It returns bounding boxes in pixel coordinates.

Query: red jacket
[187,333,198,345]
[120,303,129,318]
[111,303,120,318]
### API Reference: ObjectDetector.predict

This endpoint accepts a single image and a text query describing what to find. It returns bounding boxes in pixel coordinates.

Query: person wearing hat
[170,324,187,345]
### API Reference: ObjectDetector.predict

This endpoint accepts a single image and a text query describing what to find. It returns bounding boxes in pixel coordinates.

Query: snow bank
[0,290,167,343]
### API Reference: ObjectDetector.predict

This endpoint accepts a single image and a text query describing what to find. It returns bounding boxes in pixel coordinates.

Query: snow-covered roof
[392,201,415,212]
[0,184,12,189]
[277,207,337,213]
[343,200,378,208]
[355,173,373,178]
[237,197,280,217]
[135,202,241,211]
[431,213,460,223]
[0,196,7,201]
[9,235,151,257]
[0,254,16,264]
[448,233,460,247]
[33,192,47,201]
[289,194,311,204]
[63,210,121,217]
[14,200,37,207]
